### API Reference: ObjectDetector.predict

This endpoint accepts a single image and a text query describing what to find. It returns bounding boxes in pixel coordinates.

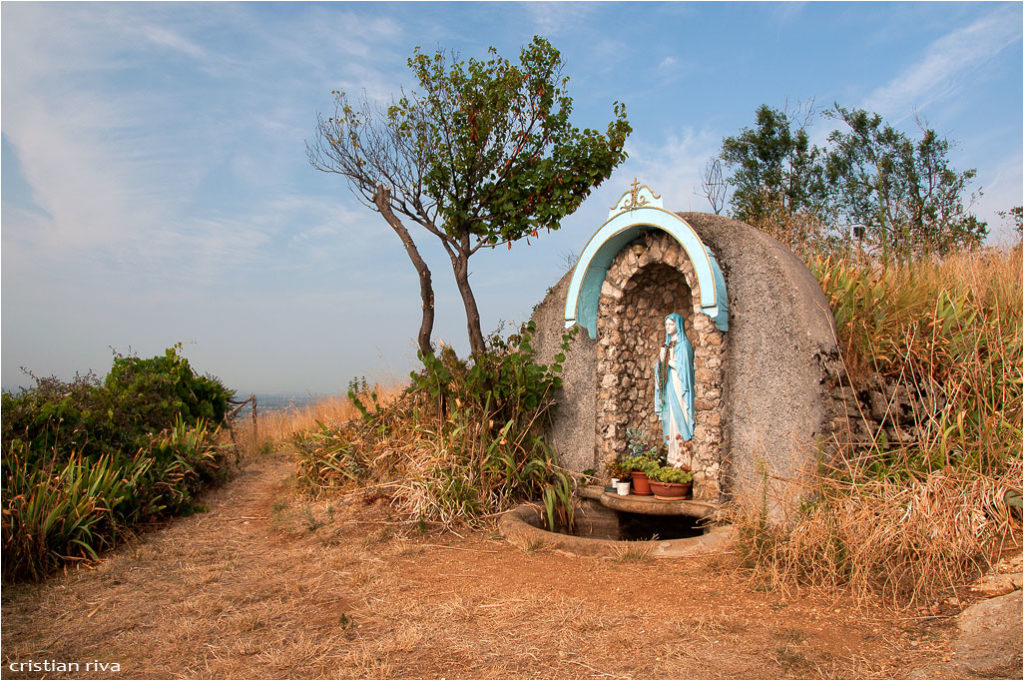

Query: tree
[696,157,729,215]
[997,206,1022,241]
[719,104,824,225]
[309,36,631,357]
[716,103,988,264]
[823,106,987,264]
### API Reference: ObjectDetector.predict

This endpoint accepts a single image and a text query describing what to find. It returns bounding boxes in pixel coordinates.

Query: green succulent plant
[625,427,658,459]
[621,455,658,475]
[650,466,693,484]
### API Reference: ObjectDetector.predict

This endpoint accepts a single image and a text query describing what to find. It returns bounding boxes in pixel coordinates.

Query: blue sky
[2,2,1021,396]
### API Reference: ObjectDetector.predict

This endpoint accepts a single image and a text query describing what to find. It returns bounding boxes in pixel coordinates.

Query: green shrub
[293,322,580,532]
[103,344,231,436]
[2,346,232,581]
[620,455,658,475]
[2,344,232,467]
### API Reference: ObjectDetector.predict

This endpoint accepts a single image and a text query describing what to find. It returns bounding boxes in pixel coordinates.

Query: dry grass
[229,383,408,454]
[733,247,1023,607]
[0,451,946,680]
[732,459,1022,607]
[610,540,654,563]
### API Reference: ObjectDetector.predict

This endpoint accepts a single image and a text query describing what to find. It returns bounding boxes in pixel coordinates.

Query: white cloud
[619,127,724,214]
[137,23,210,61]
[769,2,807,27]
[862,7,1021,121]
[2,7,203,251]
[0,3,408,272]
[524,3,599,37]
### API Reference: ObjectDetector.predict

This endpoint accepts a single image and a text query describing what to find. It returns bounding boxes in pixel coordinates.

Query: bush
[293,322,580,532]
[2,346,233,581]
[3,344,232,465]
[103,344,231,436]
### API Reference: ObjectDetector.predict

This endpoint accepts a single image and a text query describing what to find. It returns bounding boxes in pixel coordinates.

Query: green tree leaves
[823,106,987,263]
[720,104,823,225]
[310,36,630,356]
[717,103,987,264]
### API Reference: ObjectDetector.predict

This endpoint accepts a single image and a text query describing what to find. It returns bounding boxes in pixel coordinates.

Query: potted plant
[615,478,631,496]
[624,427,656,458]
[648,466,694,500]
[606,459,631,493]
[623,429,660,496]
[621,455,658,496]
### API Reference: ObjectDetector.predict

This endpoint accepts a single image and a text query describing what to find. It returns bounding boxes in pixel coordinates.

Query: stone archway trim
[564,206,728,338]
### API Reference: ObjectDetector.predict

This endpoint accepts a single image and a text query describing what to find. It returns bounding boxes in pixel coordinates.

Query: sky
[2,1,1022,397]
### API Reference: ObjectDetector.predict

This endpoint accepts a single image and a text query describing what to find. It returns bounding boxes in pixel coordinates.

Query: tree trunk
[451,252,487,357]
[373,185,435,357]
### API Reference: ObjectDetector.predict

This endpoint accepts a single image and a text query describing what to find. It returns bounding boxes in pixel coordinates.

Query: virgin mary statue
[654,313,695,469]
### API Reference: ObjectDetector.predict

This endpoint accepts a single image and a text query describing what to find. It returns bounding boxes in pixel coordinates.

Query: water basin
[499,485,733,558]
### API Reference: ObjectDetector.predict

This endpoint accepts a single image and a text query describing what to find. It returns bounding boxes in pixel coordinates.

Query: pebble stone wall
[594,231,726,501]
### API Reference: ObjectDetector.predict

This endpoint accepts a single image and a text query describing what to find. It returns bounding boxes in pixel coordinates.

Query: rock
[996,553,1023,574]
[971,573,1020,599]
[869,390,888,421]
[951,589,1023,677]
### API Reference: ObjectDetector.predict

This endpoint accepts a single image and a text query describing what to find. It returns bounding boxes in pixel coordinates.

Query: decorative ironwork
[609,178,663,213]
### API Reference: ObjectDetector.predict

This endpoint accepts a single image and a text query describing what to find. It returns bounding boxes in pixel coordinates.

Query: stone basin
[499,484,733,558]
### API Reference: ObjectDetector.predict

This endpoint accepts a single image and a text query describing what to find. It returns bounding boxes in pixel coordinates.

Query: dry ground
[1,451,972,680]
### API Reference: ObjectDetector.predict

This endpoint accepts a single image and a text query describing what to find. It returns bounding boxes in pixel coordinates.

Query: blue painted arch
[564,207,729,338]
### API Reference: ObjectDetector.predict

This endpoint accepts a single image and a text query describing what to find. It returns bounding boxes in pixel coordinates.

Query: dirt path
[2,452,965,679]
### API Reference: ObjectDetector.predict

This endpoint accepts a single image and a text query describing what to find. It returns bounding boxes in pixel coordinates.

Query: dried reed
[733,247,1023,607]
[230,384,408,453]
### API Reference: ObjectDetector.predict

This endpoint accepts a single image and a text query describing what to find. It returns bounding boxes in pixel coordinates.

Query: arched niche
[592,229,727,501]
[564,184,728,339]
[560,183,730,501]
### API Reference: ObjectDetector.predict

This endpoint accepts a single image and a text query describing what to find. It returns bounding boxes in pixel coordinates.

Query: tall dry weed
[734,459,1021,606]
[734,247,1023,606]
[230,385,407,454]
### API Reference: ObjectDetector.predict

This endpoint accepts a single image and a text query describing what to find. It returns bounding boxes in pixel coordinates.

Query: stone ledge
[597,491,719,518]
[578,484,720,518]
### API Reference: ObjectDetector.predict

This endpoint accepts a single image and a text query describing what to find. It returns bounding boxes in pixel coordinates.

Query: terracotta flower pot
[630,471,653,496]
[649,480,692,500]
